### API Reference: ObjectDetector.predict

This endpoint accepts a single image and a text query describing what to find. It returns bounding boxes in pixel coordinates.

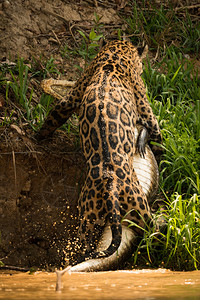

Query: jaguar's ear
[99,38,107,50]
[137,44,148,59]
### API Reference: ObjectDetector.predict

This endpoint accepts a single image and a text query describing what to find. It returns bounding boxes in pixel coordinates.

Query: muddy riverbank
[0,129,86,267]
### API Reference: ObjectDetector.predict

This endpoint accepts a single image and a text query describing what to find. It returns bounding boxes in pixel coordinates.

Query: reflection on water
[1,269,200,300]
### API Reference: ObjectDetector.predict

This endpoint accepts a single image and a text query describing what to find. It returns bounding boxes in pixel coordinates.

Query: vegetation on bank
[0,1,199,270]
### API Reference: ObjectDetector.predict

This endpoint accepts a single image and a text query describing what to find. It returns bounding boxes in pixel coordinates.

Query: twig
[0,265,29,272]
[154,45,160,62]
[174,4,200,11]
[0,151,43,155]
[32,33,53,39]
[139,4,200,12]
[69,23,79,47]
[56,266,71,292]
[103,24,124,28]
[52,30,61,45]
[85,0,115,8]
[12,150,17,189]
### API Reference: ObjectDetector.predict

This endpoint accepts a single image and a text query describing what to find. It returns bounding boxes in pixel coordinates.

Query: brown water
[1,269,200,300]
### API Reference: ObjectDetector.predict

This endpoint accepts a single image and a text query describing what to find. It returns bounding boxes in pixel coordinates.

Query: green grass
[142,48,200,196]
[137,41,199,270]
[30,55,61,79]
[126,1,200,54]
[129,193,200,271]
[0,58,55,131]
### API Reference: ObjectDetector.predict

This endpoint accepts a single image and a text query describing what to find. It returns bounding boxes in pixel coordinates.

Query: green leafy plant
[77,29,103,67]
[61,13,104,68]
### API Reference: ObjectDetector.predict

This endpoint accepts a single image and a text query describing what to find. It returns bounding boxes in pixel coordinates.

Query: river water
[1,269,200,300]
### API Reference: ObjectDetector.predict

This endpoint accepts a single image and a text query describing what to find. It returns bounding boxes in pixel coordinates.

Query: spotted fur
[38,40,162,262]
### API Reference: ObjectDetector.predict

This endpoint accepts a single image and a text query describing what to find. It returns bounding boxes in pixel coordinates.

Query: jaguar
[37,39,162,263]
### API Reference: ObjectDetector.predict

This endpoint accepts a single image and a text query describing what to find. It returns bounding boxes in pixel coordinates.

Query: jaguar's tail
[92,186,122,259]
[76,189,122,264]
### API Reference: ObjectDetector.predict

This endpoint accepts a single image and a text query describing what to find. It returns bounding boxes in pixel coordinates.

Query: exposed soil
[0,126,87,268]
[0,0,199,269]
[0,0,122,61]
